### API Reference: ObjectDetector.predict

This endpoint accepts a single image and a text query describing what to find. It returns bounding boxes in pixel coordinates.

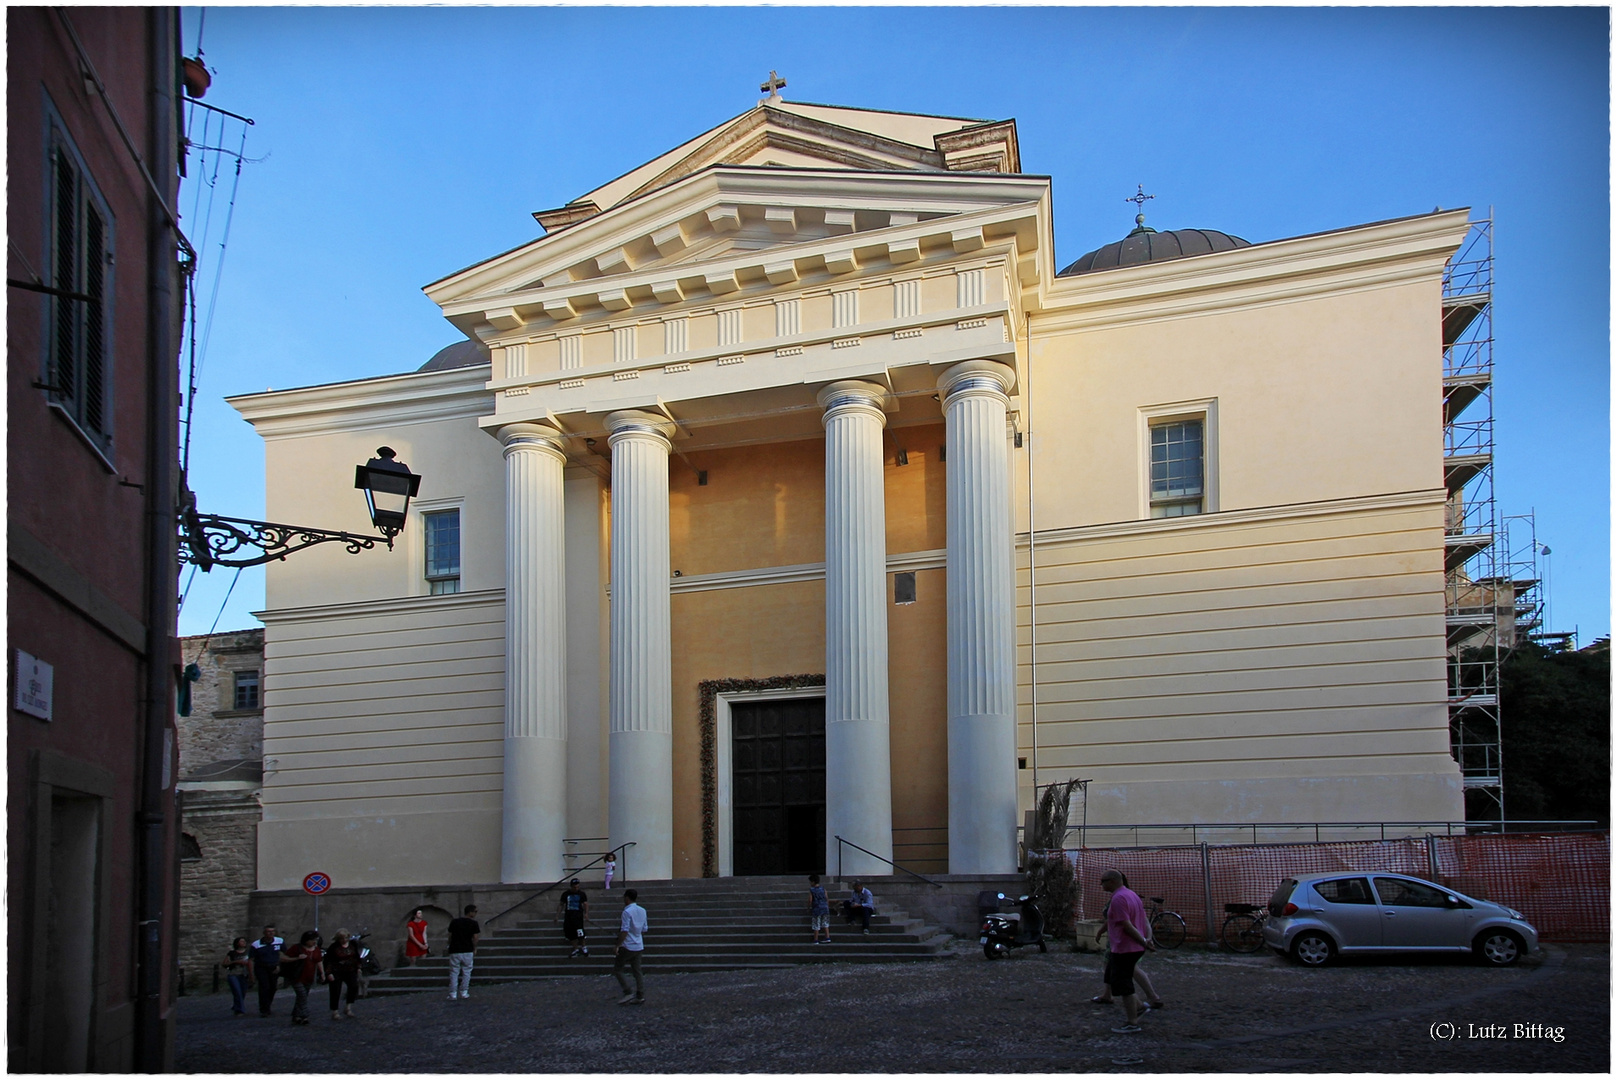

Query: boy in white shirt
[614,889,648,1005]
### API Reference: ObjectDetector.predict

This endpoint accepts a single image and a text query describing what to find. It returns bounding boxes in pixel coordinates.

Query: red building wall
[7,7,181,1071]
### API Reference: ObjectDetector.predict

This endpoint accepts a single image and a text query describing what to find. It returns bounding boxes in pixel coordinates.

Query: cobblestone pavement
[175,942,1608,1073]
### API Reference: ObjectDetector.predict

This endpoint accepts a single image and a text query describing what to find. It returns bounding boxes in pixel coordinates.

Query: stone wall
[177,787,261,992]
[176,628,265,993]
[178,629,265,767]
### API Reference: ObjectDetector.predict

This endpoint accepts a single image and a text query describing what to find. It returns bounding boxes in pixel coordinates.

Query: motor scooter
[351,930,382,997]
[979,891,1048,959]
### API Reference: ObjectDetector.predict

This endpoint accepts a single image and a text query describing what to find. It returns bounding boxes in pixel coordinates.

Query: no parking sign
[303,871,332,930]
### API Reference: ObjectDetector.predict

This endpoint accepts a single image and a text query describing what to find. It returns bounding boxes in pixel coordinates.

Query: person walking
[248,925,284,1017]
[325,929,361,1020]
[404,909,429,966]
[806,874,831,944]
[279,931,325,1026]
[602,850,616,891]
[445,904,480,1000]
[842,881,875,934]
[1098,869,1155,1034]
[558,878,591,958]
[1091,874,1164,1011]
[613,889,648,1005]
[224,937,252,1017]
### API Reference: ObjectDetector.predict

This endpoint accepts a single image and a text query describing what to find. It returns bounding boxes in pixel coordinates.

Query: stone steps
[365,876,952,997]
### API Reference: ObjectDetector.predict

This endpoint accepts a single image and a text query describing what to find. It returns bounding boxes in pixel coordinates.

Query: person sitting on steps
[841,880,874,934]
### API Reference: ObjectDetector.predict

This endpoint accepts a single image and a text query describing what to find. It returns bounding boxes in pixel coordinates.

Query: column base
[947,712,1019,875]
[501,735,567,884]
[609,728,674,880]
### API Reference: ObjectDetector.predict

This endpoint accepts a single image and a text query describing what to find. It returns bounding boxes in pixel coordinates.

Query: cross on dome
[1126,184,1156,228]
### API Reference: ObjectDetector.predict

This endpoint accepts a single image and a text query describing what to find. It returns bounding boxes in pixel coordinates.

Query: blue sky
[175,6,1610,641]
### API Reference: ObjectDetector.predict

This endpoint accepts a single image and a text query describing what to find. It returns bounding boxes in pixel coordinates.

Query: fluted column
[606,410,676,880]
[939,360,1019,874]
[817,381,894,877]
[500,422,569,883]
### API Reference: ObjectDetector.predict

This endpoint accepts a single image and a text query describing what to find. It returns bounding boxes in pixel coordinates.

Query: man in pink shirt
[1100,869,1155,1033]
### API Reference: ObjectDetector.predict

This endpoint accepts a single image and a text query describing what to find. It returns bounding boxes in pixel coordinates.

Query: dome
[1059,223,1251,277]
[417,339,490,372]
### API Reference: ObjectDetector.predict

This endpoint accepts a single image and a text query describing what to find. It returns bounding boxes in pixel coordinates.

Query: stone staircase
[367,876,953,997]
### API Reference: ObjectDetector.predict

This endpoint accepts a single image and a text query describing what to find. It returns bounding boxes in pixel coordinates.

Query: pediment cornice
[426,168,1051,339]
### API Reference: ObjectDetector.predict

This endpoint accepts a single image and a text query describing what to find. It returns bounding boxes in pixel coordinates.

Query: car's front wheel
[1292,930,1335,967]
[1474,929,1523,967]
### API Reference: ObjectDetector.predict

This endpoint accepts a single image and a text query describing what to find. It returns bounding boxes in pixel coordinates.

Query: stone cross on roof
[760,70,787,103]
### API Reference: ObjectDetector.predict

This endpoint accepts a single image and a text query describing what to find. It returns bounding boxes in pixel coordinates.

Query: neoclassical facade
[235,100,1468,889]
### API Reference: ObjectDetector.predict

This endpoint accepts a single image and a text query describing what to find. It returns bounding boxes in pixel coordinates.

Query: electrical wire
[204,567,243,642]
[178,103,253,474]
[178,563,199,614]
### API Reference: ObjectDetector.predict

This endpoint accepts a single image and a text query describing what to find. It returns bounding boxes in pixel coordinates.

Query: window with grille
[232,670,260,711]
[44,115,114,452]
[424,509,461,595]
[1149,419,1204,518]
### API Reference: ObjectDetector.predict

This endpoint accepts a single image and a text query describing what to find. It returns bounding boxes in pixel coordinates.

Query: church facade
[234,100,1467,890]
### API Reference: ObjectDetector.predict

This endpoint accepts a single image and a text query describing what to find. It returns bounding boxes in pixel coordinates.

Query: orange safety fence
[1068,832,1607,944]
[1432,832,1608,943]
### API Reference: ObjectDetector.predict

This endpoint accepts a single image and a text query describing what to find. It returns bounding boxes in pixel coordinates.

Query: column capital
[938,359,1016,404]
[498,421,567,460]
[605,409,675,451]
[816,380,889,428]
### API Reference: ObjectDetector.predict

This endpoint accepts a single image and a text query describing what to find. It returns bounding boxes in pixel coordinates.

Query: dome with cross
[1058,220,1251,276]
[1060,185,1250,276]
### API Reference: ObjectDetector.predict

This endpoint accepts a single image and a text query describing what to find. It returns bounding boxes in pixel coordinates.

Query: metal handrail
[1064,820,1601,848]
[833,835,943,888]
[486,841,636,925]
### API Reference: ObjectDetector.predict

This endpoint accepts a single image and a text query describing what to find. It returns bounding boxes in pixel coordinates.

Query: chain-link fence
[1069,832,1607,944]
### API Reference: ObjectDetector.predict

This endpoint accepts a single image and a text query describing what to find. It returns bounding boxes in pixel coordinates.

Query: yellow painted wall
[662,425,952,875]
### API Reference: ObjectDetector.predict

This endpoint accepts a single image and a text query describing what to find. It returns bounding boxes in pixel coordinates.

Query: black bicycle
[1220,902,1267,953]
[1146,896,1187,949]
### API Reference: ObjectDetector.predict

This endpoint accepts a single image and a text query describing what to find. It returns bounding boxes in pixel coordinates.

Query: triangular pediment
[565,101,1019,219]
[427,101,1027,321]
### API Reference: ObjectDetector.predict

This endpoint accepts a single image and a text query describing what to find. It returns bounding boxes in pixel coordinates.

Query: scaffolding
[1441,215,1505,825]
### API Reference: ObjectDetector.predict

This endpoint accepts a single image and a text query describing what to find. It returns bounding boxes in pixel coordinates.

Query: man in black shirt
[558,879,590,958]
[445,904,480,1000]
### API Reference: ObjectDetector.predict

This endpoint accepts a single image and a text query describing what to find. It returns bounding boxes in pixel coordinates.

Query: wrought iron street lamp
[353,446,421,539]
[180,446,423,571]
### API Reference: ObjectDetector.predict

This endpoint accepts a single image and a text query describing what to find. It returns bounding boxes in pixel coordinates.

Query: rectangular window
[45,116,114,451]
[424,509,461,595]
[894,571,917,605]
[1149,419,1205,518]
[232,670,260,711]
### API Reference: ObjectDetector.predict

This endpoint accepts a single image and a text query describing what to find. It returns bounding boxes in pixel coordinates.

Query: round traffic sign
[302,871,332,895]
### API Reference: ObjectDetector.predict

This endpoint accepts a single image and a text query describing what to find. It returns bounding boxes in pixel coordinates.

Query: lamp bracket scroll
[179,503,387,571]
[178,446,423,571]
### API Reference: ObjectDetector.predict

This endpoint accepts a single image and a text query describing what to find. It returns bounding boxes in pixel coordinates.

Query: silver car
[1261,872,1539,967]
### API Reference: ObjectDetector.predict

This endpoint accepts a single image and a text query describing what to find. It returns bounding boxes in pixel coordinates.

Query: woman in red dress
[404,909,429,966]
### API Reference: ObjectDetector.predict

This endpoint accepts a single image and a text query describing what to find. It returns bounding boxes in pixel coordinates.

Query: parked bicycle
[1221,902,1267,953]
[1146,896,1187,949]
